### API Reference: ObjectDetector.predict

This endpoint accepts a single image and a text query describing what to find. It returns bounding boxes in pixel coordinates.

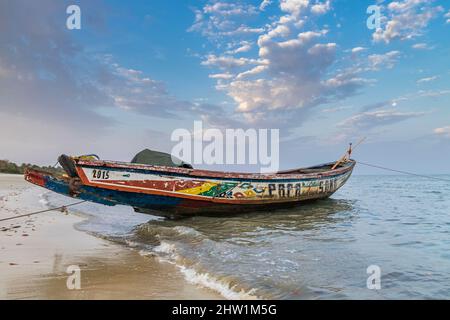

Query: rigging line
[357,161,450,183]
[0,200,86,223]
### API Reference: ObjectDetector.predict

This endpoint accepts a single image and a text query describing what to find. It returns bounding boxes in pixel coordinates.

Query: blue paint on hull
[45,176,183,209]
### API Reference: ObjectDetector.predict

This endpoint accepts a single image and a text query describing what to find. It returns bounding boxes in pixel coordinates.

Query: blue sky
[1,0,449,174]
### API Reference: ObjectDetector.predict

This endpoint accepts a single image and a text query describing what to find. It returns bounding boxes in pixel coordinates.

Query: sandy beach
[0,174,222,299]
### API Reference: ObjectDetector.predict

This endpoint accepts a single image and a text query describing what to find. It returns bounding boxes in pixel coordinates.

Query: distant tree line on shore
[0,160,63,175]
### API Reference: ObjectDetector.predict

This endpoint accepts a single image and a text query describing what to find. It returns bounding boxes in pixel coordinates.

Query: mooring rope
[357,161,450,183]
[0,200,86,223]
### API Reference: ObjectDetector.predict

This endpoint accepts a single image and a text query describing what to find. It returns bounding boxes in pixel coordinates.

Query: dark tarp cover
[131,149,193,168]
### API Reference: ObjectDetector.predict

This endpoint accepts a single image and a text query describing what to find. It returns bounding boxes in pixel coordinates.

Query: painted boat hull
[24,158,355,216]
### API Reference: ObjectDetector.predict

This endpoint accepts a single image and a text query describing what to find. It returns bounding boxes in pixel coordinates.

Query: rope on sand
[0,200,86,223]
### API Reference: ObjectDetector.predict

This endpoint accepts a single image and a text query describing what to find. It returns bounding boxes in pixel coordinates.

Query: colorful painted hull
[25,157,355,216]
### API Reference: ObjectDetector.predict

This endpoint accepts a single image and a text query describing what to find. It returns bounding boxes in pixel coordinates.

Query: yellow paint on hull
[177,182,218,195]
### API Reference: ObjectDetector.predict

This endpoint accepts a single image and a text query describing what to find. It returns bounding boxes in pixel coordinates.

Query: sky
[0,0,449,174]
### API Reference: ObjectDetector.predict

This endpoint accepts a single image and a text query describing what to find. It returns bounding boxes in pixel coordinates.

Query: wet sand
[0,174,222,299]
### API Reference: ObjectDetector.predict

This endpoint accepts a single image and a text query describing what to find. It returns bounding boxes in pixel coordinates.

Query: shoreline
[0,174,222,299]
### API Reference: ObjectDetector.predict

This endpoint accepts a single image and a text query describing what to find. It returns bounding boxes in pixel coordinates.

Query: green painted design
[200,182,238,197]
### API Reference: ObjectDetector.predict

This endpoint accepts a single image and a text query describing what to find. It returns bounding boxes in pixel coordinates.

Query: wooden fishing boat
[24,149,355,216]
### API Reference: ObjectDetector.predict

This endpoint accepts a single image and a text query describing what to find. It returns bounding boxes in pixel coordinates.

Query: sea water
[44,175,450,299]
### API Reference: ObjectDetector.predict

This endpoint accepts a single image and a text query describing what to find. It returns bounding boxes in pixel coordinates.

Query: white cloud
[104,61,196,118]
[236,65,268,79]
[445,10,450,23]
[256,30,334,71]
[411,43,430,50]
[339,110,426,131]
[324,71,373,90]
[204,1,258,16]
[259,0,272,11]
[191,0,416,130]
[434,126,450,137]
[368,51,401,70]
[226,41,252,54]
[224,30,366,118]
[351,46,367,54]
[311,1,331,15]
[209,73,234,79]
[280,0,310,17]
[372,0,443,43]
[417,89,450,98]
[221,25,266,36]
[201,54,259,69]
[322,105,352,113]
[416,75,438,84]
[259,24,291,43]
[188,1,261,39]
[191,0,397,128]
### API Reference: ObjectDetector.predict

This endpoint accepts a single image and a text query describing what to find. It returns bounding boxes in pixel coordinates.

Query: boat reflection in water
[133,198,356,242]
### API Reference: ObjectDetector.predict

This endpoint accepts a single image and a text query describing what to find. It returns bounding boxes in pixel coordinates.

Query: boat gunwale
[24,159,355,206]
[75,159,356,181]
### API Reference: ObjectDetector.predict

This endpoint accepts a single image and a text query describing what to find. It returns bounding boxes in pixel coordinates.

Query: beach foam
[178,265,259,300]
[149,240,259,300]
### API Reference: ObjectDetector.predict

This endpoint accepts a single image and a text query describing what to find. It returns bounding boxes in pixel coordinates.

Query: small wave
[179,265,259,300]
[150,240,260,300]
[153,241,177,254]
[173,226,203,237]
[132,224,206,245]
[124,239,141,248]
